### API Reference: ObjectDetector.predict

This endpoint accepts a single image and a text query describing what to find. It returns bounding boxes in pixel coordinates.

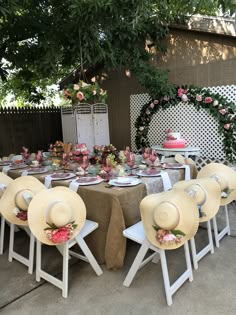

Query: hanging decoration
[135,85,236,162]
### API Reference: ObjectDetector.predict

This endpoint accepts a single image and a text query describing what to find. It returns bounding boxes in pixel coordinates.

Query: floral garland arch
[135,86,236,162]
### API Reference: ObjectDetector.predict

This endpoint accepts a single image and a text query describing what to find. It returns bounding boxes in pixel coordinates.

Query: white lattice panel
[130,85,236,160]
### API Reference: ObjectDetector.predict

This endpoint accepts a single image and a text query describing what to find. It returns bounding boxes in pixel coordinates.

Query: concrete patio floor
[0,205,236,315]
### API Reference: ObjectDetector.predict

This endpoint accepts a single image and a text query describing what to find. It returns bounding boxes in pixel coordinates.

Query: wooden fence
[0,107,62,156]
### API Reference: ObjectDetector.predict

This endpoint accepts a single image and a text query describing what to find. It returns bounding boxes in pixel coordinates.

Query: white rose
[213,100,219,106]
[181,94,188,102]
[139,126,144,131]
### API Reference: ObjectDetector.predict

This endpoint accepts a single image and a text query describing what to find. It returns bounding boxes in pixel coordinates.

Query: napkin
[21,170,28,176]
[184,165,191,180]
[160,171,172,191]
[44,175,52,188]
[69,179,80,192]
[2,166,10,174]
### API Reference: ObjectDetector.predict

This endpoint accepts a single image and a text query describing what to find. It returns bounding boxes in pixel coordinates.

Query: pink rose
[219,109,227,115]
[205,97,212,104]
[149,103,154,109]
[177,88,187,97]
[73,84,80,90]
[196,94,202,102]
[16,210,28,221]
[163,233,176,242]
[153,100,159,104]
[50,228,70,244]
[64,89,70,96]
[224,124,231,130]
[77,91,84,101]
[146,109,151,115]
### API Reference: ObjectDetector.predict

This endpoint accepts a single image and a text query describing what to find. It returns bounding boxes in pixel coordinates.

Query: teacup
[32,160,39,167]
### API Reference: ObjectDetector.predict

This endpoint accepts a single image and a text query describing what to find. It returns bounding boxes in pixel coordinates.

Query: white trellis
[130,85,236,163]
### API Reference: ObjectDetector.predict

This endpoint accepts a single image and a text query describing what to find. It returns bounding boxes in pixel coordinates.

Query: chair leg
[212,205,231,248]
[36,240,69,298]
[160,242,193,306]
[190,220,214,270]
[123,238,150,287]
[73,234,103,276]
[0,216,5,255]
[8,224,35,274]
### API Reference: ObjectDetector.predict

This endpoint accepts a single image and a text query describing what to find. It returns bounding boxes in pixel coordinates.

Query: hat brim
[28,186,86,245]
[140,190,199,250]
[0,176,46,226]
[0,173,13,186]
[173,178,221,222]
[197,163,236,205]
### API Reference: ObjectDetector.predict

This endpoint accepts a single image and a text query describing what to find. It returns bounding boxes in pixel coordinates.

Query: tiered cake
[163,131,185,148]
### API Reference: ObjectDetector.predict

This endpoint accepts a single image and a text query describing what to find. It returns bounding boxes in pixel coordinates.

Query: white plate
[109,178,142,187]
[162,163,184,169]
[73,177,103,186]
[136,169,161,177]
[10,164,28,170]
[50,173,76,180]
[26,167,48,175]
[0,161,12,166]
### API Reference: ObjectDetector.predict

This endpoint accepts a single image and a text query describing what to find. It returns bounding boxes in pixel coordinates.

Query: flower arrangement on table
[72,143,90,162]
[63,80,107,104]
[49,141,72,167]
[135,85,236,162]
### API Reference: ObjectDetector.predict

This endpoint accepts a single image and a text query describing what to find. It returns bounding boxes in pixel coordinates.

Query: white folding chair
[36,219,103,298]
[123,222,193,306]
[212,204,231,247]
[8,192,35,274]
[189,220,214,270]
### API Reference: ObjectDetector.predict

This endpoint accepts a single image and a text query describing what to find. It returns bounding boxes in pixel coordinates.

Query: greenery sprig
[135,85,236,162]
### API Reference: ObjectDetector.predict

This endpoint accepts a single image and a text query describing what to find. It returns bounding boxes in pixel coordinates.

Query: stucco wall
[103,28,236,149]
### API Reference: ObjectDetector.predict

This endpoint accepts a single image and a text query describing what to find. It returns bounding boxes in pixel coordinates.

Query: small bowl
[139,164,147,170]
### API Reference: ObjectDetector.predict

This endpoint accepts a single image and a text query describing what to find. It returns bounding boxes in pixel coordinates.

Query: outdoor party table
[5,166,187,269]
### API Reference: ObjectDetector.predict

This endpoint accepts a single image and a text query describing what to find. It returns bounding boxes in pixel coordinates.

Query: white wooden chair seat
[123,221,193,306]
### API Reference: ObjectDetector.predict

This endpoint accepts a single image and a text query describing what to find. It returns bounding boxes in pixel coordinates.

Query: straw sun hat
[0,176,46,226]
[140,190,199,250]
[173,178,221,222]
[28,186,86,245]
[197,163,236,206]
[0,173,13,198]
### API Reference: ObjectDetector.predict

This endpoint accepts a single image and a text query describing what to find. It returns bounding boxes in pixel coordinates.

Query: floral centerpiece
[72,143,90,162]
[63,80,107,104]
[98,144,121,168]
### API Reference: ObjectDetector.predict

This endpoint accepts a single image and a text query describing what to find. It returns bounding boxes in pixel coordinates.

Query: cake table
[151,145,200,163]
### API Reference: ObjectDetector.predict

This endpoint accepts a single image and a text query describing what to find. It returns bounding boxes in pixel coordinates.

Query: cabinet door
[93,103,110,146]
[75,104,95,151]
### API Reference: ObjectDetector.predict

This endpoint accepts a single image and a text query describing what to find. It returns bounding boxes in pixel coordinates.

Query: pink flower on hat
[224,124,231,130]
[219,109,227,115]
[196,94,202,102]
[163,233,176,243]
[205,97,212,104]
[77,91,84,101]
[50,227,71,244]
